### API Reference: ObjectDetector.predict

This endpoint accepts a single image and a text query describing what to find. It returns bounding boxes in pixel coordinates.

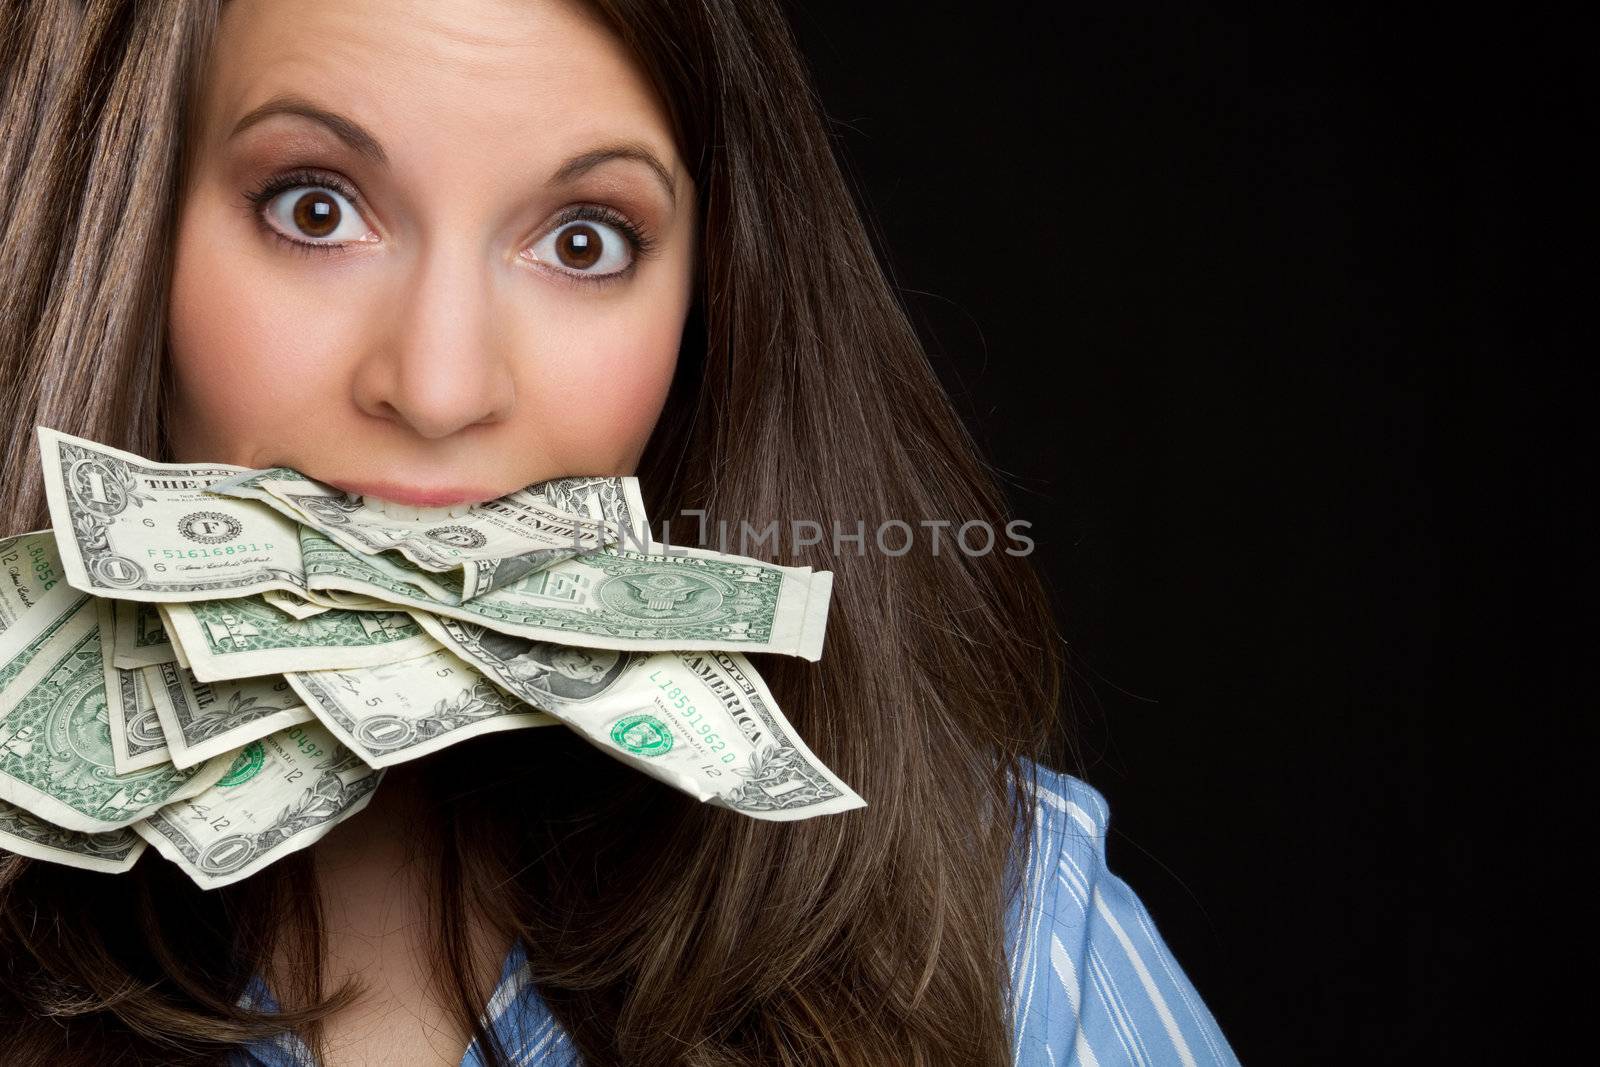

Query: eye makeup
[527,203,661,287]
[239,166,370,257]
[237,165,663,285]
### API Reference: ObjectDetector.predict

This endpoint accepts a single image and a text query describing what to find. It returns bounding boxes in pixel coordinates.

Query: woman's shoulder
[1012,756,1112,831]
[1003,757,1242,1066]
[1006,757,1113,884]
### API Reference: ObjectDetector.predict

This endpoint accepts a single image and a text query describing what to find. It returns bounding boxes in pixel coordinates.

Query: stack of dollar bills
[0,427,857,889]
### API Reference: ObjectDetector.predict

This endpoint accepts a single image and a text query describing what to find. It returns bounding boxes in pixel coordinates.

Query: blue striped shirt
[233,762,1239,1065]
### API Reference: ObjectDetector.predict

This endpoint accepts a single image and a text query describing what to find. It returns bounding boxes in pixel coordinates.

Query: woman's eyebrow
[551,145,677,209]
[229,93,677,207]
[230,95,388,165]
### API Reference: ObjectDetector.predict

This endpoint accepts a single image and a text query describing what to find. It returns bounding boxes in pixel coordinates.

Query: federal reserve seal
[609,713,674,757]
[177,510,242,545]
[425,525,488,549]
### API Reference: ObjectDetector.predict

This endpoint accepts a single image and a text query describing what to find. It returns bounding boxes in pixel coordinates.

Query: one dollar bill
[0,797,147,873]
[135,723,381,889]
[37,427,307,603]
[0,595,230,832]
[143,661,314,769]
[284,648,559,768]
[95,597,172,772]
[206,468,626,600]
[302,530,834,662]
[413,613,864,820]
[158,595,440,682]
[0,530,67,633]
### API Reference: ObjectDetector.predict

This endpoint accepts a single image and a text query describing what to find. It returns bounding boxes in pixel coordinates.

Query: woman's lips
[318,479,505,516]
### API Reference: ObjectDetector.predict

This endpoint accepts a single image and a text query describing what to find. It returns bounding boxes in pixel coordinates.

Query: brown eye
[556,223,603,270]
[523,217,636,279]
[292,190,340,238]
[261,184,373,246]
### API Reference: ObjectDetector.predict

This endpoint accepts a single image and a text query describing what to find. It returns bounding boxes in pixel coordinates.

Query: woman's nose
[351,248,517,440]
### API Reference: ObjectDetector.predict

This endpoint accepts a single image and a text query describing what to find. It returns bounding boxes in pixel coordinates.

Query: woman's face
[168,0,696,509]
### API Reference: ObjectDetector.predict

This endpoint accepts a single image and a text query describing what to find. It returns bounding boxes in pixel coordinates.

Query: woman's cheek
[597,326,678,412]
[170,220,358,434]
[170,288,341,433]
[521,302,678,463]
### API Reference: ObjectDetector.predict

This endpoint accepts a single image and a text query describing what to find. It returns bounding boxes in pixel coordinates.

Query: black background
[789,4,1583,1063]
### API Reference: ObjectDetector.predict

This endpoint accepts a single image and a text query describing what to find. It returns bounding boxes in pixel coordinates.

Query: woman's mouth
[317,479,505,520]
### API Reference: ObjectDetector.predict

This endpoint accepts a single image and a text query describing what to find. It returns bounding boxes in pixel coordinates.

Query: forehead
[196,0,678,169]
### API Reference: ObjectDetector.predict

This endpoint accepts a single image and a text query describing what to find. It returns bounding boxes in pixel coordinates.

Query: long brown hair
[0,1,1073,1063]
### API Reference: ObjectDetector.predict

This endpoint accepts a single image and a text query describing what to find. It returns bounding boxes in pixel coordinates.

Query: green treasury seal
[218,741,266,787]
[609,714,673,757]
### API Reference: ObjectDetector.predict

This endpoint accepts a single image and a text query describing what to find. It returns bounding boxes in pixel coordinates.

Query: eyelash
[240,167,661,285]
